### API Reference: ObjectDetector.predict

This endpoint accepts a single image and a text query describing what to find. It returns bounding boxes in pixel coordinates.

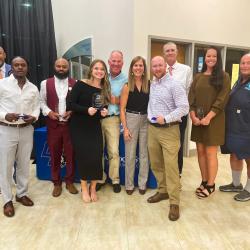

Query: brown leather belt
[0,121,30,128]
[150,121,179,128]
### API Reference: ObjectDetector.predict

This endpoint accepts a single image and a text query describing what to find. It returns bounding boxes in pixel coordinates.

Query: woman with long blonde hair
[69,59,110,203]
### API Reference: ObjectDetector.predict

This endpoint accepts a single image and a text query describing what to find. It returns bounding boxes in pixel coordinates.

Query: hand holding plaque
[196,107,204,120]
[92,93,104,110]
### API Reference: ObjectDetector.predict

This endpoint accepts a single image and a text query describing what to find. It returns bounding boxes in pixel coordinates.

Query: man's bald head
[151,56,166,79]
[0,46,6,67]
[54,58,70,79]
[240,53,250,80]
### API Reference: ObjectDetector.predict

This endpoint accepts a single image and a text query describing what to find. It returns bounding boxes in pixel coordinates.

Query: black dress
[68,80,103,180]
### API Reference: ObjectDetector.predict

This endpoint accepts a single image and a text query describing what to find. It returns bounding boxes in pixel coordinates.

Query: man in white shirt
[40,58,78,197]
[0,46,12,195]
[163,42,192,176]
[0,56,40,217]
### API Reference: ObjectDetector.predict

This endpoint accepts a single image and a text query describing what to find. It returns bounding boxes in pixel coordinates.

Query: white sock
[244,178,250,193]
[232,170,242,186]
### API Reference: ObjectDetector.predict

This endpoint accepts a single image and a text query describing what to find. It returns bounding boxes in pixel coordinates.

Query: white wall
[134,0,250,57]
[51,0,134,73]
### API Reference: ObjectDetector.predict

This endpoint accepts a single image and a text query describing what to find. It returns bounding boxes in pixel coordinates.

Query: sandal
[196,184,215,199]
[195,180,207,194]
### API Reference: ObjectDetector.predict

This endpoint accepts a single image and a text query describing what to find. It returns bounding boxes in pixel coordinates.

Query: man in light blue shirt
[97,51,127,193]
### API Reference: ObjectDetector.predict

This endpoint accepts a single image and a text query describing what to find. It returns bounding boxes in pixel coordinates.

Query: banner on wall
[231,64,239,88]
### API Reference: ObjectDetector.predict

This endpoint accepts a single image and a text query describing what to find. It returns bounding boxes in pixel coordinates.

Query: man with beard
[0,57,40,217]
[0,47,11,79]
[40,58,78,197]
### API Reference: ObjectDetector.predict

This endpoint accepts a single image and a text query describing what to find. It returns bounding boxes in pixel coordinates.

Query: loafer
[66,183,78,194]
[3,201,15,217]
[126,189,134,195]
[168,204,180,221]
[147,192,169,203]
[16,195,34,206]
[139,189,146,195]
[113,184,121,193]
[52,185,62,197]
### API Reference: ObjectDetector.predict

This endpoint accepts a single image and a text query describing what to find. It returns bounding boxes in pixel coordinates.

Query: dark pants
[47,123,75,185]
[178,115,188,174]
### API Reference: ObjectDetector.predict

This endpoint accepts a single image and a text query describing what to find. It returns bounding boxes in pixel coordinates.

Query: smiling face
[132,59,145,78]
[205,48,217,70]
[91,61,106,80]
[108,51,123,77]
[151,56,166,79]
[163,43,178,66]
[240,54,250,79]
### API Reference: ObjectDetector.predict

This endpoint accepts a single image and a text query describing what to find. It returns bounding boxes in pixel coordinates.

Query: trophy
[92,93,104,110]
[196,107,204,120]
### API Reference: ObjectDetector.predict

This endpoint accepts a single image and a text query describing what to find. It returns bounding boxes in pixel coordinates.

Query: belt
[126,109,147,115]
[0,121,30,128]
[150,121,179,128]
[103,114,119,119]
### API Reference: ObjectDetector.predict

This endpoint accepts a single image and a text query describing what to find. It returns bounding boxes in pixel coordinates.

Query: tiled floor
[0,154,249,250]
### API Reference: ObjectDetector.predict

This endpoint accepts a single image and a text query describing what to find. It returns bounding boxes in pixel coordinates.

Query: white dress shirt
[40,76,69,118]
[0,74,40,124]
[166,62,192,95]
[147,74,189,123]
[0,63,6,78]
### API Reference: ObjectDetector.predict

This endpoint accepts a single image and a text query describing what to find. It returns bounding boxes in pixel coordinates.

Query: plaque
[92,93,104,110]
[196,107,204,120]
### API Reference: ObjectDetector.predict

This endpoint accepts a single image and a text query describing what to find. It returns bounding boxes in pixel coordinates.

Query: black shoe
[96,183,105,192]
[113,184,121,193]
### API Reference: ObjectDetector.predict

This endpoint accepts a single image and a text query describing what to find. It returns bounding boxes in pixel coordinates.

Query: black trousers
[178,115,188,174]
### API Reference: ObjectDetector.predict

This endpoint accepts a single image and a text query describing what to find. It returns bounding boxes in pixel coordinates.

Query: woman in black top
[120,56,150,195]
[69,59,110,203]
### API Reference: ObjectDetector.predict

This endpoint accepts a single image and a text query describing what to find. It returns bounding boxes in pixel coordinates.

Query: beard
[54,70,69,80]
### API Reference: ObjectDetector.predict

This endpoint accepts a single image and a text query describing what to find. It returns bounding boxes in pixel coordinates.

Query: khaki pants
[148,124,180,205]
[100,116,120,184]
[125,113,149,190]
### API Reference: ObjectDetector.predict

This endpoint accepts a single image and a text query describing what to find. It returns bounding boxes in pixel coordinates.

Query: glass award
[196,107,204,120]
[92,93,104,110]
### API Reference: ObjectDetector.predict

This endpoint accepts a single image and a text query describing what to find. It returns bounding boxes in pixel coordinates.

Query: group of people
[0,43,249,221]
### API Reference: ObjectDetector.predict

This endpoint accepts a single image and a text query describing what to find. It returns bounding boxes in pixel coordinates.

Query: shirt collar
[0,63,6,71]
[109,71,123,80]
[10,73,29,86]
[167,61,178,70]
[152,73,168,84]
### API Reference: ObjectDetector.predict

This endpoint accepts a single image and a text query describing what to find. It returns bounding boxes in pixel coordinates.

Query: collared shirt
[148,73,189,123]
[108,71,127,115]
[0,63,6,78]
[166,62,192,95]
[40,76,69,116]
[0,74,40,124]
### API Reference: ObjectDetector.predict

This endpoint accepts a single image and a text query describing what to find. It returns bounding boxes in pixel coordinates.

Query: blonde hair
[88,59,111,105]
[128,56,149,93]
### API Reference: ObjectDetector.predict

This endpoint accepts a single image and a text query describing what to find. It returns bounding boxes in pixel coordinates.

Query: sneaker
[234,189,250,202]
[113,184,121,193]
[219,183,243,192]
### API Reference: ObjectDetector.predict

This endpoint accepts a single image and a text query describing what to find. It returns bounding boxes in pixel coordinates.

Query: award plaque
[196,107,204,120]
[92,93,104,110]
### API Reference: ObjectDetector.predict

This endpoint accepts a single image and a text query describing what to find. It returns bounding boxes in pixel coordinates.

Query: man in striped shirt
[147,56,189,221]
